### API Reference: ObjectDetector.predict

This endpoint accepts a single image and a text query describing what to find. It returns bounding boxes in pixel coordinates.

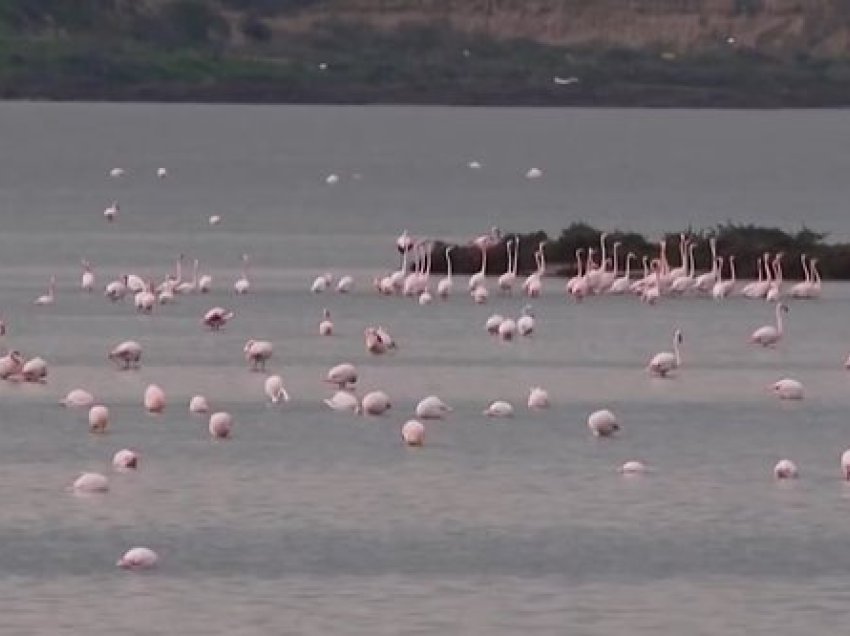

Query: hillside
[2,0,850,106]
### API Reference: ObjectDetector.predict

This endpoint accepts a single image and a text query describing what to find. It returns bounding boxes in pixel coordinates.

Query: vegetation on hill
[426,223,848,279]
[2,0,850,105]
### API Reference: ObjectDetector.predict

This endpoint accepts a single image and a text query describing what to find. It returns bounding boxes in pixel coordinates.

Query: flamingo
[234,254,251,294]
[144,384,166,413]
[669,242,697,294]
[61,388,94,408]
[117,547,158,570]
[524,241,547,297]
[209,215,222,225]
[517,305,535,336]
[620,461,647,475]
[112,449,139,471]
[109,340,142,369]
[495,316,515,340]
[88,405,109,433]
[336,275,354,293]
[264,375,290,404]
[437,246,455,298]
[840,449,850,480]
[311,272,333,293]
[109,168,124,178]
[72,473,109,494]
[134,281,156,313]
[202,307,235,331]
[244,340,273,371]
[21,357,47,382]
[766,253,784,302]
[807,258,822,298]
[365,327,388,354]
[773,459,799,479]
[396,229,415,255]
[34,276,56,305]
[319,308,333,336]
[189,395,210,414]
[497,238,518,294]
[326,363,357,389]
[401,420,425,446]
[324,390,360,414]
[361,390,391,415]
[694,237,719,292]
[0,350,23,379]
[587,409,619,437]
[485,314,504,334]
[771,378,804,400]
[468,243,488,291]
[648,329,683,377]
[789,254,816,299]
[742,255,765,298]
[175,258,199,294]
[526,386,550,410]
[483,400,514,417]
[197,266,212,293]
[712,255,736,299]
[747,252,773,299]
[209,412,233,438]
[105,276,128,301]
[751,303,788,346]
[415,396,452,419]
[567,248,589,301]
[607,244,631,294]
[80,260,95,292]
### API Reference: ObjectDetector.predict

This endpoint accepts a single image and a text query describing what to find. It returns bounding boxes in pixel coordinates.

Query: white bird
[117,547,158,570]
[234,254,251,294]
[401,420,425,446]
[209,412,233,438]
[553,76,580,85]
[104,277,128,301]
[771,378,804,400]
[61,388,94,408]
[415,395,452,420]
[144,384,166,413]
[209,214,222,225]
[648,329,683,377]
[244,339,273,371]
[325,363,357,389]
[156,167,168,179]
[264,375,290,404]
[109,168,125,178]
[189,395,210,414]
[751,303,788,347]
[527,387,550,410]
[72,472,109,494]
[468,160,482,169]
[103,201,119,221]
[773,459,799,479]
[88,405,109,434]
[109,340,142,369]
[619,461,647,475]
[587,409,619,437]
[112,449,139,471]
[525,167,543,179]
[483,400,514,417]
[326,173,339,185]
[34,276,56,305]
[324,390,360,414]
[361,390,391,415]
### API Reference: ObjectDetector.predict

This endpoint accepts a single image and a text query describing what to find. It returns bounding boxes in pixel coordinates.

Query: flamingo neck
[673,334,681,367]
[445,249,453,278]
[801,256,810,283]
[479,247,487,276]
[611,244,620,277]
[513,240,520,276]
[776,304,783,334]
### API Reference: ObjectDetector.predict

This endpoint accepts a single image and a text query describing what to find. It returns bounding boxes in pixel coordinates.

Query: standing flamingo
[647,329,683,377]
[234,254,251,294]
[437,246,455,299]
[751,303,788,347]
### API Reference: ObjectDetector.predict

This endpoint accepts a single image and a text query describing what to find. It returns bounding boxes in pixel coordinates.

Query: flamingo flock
[4,171,849,577]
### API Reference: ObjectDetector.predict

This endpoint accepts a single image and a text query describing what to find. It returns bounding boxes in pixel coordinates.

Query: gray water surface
[1,103,849,635]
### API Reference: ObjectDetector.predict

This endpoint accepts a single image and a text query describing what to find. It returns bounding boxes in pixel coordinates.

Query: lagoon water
[1,103,850,634]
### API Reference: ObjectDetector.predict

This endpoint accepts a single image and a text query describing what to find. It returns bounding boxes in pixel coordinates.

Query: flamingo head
[627,252,635,261]
[613,241,622,248]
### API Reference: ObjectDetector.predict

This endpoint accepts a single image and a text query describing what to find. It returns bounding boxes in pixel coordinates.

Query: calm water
[1,103,850,634]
